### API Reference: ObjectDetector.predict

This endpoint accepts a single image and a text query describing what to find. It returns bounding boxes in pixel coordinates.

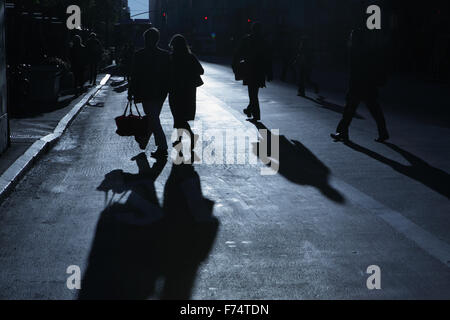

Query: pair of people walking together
[128,28,204,159]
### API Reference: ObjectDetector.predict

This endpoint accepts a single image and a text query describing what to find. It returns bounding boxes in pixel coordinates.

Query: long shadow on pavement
[251,122,346,204]
[79,154,219,300]
[344,141,450,199]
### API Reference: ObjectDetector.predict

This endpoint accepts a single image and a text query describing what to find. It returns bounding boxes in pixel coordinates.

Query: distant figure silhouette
[70,35,87,92]
[168,34,204,151]
[293,37,319,97]
[280,31,297,82]
[129,28,170,159]
[331,29,389,143]
[86,33,103,86]
[120,43,135,82]
[233,22,273,122]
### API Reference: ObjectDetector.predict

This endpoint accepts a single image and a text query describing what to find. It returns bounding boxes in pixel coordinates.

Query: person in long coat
[86,33,103,86]
[294,37,319,97]
[70,35,87,92]
[331,29,389,143]
[168,34,204,150]
[233,22,273,122]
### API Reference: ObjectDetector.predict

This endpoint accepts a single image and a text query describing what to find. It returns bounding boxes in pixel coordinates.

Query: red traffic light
[204,16,208,20]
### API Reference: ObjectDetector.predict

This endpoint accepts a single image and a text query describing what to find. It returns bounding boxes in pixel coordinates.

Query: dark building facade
[147,0,450,78]
[0,0,8,154]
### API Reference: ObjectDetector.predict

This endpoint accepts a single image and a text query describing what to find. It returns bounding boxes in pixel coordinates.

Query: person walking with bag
[128,28,170,158]
[233,22,273,122]
[168,34,204,152]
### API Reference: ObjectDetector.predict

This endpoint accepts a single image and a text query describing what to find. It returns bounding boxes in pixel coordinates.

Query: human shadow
[250,122,345,204]
[344,141,450,199]
[79,154,219,300]
[305,96,364,119]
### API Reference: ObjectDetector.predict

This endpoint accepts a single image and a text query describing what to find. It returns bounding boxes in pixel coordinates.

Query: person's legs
[366,99,389,141]
[305,68,320,94]
[248,85,260,120]
[74,69,84,91]
[94,62,98,84]
[297,67,306,96]
[88,63,93,85]
[336,92,360,136]
[143,98,168,152]
[91,63,98,85]
[243,86,253,117]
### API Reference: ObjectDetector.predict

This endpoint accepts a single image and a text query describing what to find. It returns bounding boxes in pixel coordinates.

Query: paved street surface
[0,62,449,299]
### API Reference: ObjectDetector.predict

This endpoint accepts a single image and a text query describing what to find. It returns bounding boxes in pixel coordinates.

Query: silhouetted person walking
[331,29,389,143]
[86,33,103,86]
[129,28,170,158]
[280,32,297,82]
[120,43,134,82]
[168,34,204,152]
[233,22,273,122]
[70,35,87,92]
[294,37,319,97]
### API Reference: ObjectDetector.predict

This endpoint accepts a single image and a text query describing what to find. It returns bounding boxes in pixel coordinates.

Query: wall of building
[0,0,9,155]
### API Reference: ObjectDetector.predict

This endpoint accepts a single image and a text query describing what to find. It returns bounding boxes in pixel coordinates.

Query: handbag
[115,101,147,137]
[234,59,248,81]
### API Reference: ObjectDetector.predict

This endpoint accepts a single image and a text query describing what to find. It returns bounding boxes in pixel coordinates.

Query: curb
[0,74,111,204]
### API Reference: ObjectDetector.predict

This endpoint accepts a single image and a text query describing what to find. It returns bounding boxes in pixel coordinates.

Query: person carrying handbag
[128,28,170,159]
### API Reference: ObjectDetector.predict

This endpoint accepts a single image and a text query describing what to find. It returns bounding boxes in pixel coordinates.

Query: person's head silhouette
[143,27,160,49]
[169,34,191,55]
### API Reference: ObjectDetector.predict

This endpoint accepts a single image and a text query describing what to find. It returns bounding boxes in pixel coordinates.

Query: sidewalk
[0,74,110,202]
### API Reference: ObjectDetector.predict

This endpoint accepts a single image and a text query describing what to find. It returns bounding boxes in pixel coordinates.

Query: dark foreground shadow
[345,141,450,199]
[251,122,345,204]
[79,154,219,300]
